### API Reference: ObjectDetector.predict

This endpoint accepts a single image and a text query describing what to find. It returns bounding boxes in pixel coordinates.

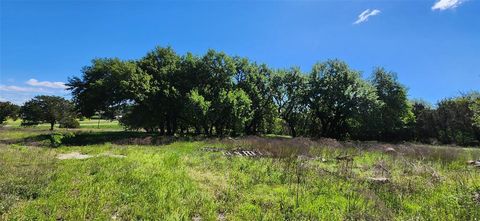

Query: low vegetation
[1,122,479,220]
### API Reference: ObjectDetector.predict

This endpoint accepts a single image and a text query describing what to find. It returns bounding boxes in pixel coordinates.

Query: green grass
[3,118,123,130]
[1,128,479,220]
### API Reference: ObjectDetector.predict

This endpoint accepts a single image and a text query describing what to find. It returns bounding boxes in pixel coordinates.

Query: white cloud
[432,0,465,10]
[26,79,67,89]
[0,85,47,93]
[354,9,381,25]
[0,85,69,105]
[0,78,69,104]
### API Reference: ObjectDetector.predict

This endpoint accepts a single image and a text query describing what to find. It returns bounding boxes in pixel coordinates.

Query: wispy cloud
[0,85,47,93]
[432,0,465,11]
[0,78,69,104]
[26,79,67,89]
[354,9,381,25]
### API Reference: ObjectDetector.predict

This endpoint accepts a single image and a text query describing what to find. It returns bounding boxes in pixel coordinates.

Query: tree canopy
[64,46,480,145]
[20,96,78,130]
[0,101,20,124]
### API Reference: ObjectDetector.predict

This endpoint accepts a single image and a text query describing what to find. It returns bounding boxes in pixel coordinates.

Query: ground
[1,120,479,220]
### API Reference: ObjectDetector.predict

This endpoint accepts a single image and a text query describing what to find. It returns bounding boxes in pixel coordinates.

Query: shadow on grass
[62,131,177,146]
[0,129,210,147]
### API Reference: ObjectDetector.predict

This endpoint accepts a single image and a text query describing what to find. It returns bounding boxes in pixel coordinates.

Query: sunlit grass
[3,118,123,130]
[1,129,479,220]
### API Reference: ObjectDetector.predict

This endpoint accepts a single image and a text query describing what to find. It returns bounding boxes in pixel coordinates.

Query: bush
[59,118,80,128]
[49,133,63,147]
[49,132,75,147]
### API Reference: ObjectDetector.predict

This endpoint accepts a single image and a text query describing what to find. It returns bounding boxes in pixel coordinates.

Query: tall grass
[1,132,479,220]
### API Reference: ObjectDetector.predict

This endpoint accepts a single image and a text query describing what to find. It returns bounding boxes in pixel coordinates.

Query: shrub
[49,133,63,147]
[48,132,75,147]
[59,118,80,128]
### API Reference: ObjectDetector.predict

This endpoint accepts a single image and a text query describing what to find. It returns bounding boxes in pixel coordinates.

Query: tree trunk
[50,122,55,130]
[288,121,296,137]
[195,126,201,135]
[166,119,172,135]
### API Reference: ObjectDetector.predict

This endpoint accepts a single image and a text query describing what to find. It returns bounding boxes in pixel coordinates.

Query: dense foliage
[0,101,20,124]
[412,93,480,145]
[62,46,479,145]
[20,96,79,130]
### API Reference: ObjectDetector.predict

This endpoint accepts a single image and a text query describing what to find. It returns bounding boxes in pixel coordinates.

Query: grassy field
[3,118,123,130]
[1,122,479,220]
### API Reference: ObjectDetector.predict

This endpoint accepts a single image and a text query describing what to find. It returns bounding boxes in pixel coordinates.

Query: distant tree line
[1,46,479,146]
[0,101,20,123]
[0,96,78,130]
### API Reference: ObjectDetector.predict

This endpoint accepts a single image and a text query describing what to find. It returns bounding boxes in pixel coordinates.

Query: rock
[467,160,480,166]
[384,147,396,153]
[368,177,390,184]
[217,213,226,221]
[474,191,480,204]
[467,160,477,165]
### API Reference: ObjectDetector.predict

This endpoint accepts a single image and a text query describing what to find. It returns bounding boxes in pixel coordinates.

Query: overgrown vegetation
[1,128,479,220]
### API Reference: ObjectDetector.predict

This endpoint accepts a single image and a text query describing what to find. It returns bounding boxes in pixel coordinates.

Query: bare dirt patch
[56,152,93,160]
[56,152,126,160]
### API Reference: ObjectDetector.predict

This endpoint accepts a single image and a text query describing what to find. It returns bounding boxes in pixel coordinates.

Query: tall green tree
[411,100,437,142]
[185,89,211,134]
[197,50,236,135]
[137,46,182,135]
[435,93,480,145]
[234,58,276,134]
[226,89,253,136]
[20,96,78,130]
[307,60,379,139]
[68,58,150,118]
[271,67,307,137]
[370,68,414,141]
[0,101,20,124]
[469,93,480,127]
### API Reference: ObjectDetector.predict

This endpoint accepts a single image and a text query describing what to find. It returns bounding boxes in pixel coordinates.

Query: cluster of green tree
[64,46,480,145]
[412,94,480,145]
[0,101,20,123]
[0,96,79,130]
[1,47,478,145]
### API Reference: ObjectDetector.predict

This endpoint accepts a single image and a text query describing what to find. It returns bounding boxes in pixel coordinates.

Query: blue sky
[1,0,479,104]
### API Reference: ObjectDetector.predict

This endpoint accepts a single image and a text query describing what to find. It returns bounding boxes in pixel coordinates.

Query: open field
[3,119,123,130]
[1,125,480,220]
